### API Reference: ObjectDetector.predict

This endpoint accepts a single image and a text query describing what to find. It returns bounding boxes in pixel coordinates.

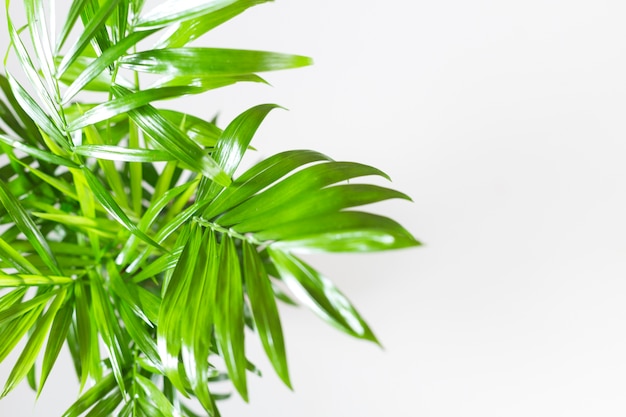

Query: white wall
[2,1,626,416]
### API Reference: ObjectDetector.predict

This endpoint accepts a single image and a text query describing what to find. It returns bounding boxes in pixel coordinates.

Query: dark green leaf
[38,293,74,395]
[215,234,247,401]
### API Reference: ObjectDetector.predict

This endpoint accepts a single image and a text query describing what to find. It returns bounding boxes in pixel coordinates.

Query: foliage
[0,0,419,415]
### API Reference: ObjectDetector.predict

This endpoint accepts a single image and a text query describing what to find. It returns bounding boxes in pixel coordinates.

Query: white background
[2,0,626,416]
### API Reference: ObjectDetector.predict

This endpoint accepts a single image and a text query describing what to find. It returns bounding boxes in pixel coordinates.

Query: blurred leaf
[61,373,118,417]
[0,274,73,287]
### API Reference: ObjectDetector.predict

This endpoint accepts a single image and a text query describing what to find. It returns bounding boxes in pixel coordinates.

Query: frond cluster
[0,1,419,415]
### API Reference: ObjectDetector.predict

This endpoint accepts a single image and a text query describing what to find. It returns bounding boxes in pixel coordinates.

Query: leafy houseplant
[0,0,419,415]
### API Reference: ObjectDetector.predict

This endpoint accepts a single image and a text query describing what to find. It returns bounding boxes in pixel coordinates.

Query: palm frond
[0,0,419,415]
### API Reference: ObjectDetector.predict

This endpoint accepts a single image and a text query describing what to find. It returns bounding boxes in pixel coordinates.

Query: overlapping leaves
[0,0,419,416]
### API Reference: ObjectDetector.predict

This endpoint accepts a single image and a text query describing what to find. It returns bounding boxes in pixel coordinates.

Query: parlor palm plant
[0,1,419,415]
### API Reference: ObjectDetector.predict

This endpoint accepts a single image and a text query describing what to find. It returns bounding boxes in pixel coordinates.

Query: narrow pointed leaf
[0,134,78,167]
[1,289,67,398]
[62,29,157,103]
[216,161,387,226]
[203,150,330,219]
[81,167,164,250]
[215,235,247,401]
[234,184,411,233]
[57,0,122,75]
[38,296,74,395]
[68,86,207,130]
[0,274,73,287]
[267,249,379,343]
[157,0,270,48]
[74,145,174,162]
[137,0,242,29]
[263,211,420,252]
[61,373,118,417]
[119,48,313,77]
[111,85,231,186]
[243,241,290,388]
[0,181,62,275]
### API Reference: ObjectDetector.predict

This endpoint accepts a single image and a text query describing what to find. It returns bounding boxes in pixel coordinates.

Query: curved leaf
[119,48,312,76]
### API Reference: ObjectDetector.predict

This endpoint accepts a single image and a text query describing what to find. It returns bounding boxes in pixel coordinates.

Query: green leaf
[0,181,62,275]
[62,29,157,103]
[134,375,178,416]
[74,281,101,390]
[242,241,291,388]
[1,289,67,397]
[0,274,73,287]
[38,294,74,395]
[56,56,115,92]
[215,234,247,401]
[111,85,231,186]
[61,373,118,417]
[4,73,69,151]
[57,0,122,76]
[80,167,164,250]
[267,249,379,343]
[203,150,331,219]
[137,0,245,29]
[0,236,40,274]
[68,86,209,130]
[119,48,313,77]
[73,145,174,163]
[89,272,129,393]
[56,0,89,53]
[156,0,270,48]
[200,104,280,200]
[159,109,221,147]
[263,211,420,253]
[214,161,388,226]
[232,184,411,234]
[0,134,79,167]
[182,228,218,415]
[157,224,195,394]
